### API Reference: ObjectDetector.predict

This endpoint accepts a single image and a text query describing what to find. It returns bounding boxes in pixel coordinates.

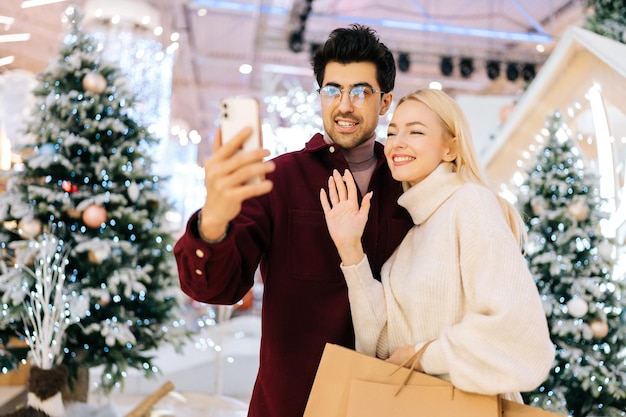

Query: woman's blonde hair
[396,89,527,246]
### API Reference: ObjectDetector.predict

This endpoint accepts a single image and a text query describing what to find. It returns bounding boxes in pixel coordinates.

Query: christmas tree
[0,6,187,394]
[516,112,626,416]
[585,0,626,44]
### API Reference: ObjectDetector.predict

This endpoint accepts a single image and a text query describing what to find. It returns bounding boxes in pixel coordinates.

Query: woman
[319,89,554,403]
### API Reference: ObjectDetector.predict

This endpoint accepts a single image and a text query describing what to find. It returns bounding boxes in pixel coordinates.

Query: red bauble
[62,180,78,193]
[82,205,107,228]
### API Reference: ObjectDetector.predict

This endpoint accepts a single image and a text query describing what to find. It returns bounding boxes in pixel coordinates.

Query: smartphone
[219,96,264,184]
[219,96,263,153]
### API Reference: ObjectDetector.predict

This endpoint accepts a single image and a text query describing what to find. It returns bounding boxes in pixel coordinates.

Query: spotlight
[398,52,410,73]
[309,42,321,60]
[459,57,474,78]
[288,30,304,53]
[486,60,500,80]
[287,0,313,53]
[506,62,519,81]
[522,63,536,81]
[440,56,453,76]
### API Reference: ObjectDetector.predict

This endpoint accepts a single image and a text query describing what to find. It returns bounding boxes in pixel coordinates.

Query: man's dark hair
[311,24,396,94]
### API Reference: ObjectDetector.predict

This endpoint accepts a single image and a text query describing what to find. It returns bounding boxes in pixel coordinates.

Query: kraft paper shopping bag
[346,379,499,417]
[304,343,499,417]
[304,343,564,417]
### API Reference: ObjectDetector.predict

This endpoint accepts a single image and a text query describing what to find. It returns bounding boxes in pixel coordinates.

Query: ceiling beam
[192,0,553,43]
[508,0,550,36]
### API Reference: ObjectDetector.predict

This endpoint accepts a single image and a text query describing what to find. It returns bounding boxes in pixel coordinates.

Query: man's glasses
[317,85,384,107]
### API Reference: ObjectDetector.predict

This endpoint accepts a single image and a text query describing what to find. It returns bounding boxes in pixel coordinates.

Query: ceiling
[0,0,586,157]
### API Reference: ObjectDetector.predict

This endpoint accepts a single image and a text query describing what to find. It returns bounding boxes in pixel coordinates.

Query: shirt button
[329,146,336,153]
[195,269,203,276]
[195,249,205,258]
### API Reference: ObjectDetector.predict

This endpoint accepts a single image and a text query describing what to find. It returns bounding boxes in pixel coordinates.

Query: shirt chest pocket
[288,209,343,282]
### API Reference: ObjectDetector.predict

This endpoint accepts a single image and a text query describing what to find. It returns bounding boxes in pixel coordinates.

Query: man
[174,24,413,417]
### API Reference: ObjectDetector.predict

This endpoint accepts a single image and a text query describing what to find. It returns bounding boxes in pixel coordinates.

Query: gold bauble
[67,207,82,219]
[17,217,43,239]
[590,319,609,339]
[82,205,108,228]
[82,72,107,94]
[567,200,589,221]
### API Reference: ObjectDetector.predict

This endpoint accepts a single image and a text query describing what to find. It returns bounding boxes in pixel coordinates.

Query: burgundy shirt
[174,133,412,417]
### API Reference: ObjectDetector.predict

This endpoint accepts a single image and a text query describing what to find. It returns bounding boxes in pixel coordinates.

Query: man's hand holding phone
[199,111,275,242]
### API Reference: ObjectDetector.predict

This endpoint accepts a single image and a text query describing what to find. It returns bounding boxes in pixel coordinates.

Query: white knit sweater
[341,162,554,401]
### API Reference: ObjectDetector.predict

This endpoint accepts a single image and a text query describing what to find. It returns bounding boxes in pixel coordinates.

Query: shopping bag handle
[390,339,435,396]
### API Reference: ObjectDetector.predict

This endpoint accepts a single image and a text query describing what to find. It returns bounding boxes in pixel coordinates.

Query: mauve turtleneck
[323,132,378,196]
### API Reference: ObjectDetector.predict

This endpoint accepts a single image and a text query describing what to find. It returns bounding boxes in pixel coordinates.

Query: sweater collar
[398,162,464,226]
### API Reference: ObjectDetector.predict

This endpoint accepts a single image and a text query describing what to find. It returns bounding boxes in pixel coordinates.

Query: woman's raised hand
[320,169,372,266]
